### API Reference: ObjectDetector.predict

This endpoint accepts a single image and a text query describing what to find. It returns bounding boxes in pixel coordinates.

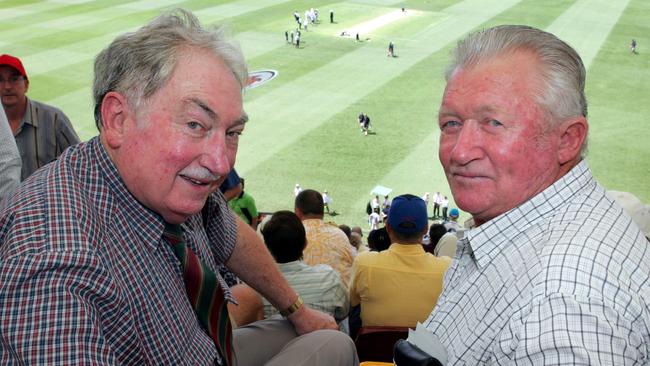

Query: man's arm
[226,217,338,334]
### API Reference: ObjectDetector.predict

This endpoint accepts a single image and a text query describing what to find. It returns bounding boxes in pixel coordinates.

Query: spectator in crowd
[0,104,21,207]
[444,207,461,232]
[350,194,451,328]
[219,169,242,201]
[338,224,352,240]
[350,231,366,254]
[351,226,363,238]
[0,54,80,181]
[295,189,354,287]
[0,10,357,365]
[261,211,349,322]
[424,25,650,364]
[426,223,457,258]
[228,177,259,229]
[367,227,391,252]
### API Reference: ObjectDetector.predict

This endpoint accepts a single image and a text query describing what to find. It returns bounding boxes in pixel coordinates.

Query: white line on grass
[339,9,422,38]
[546,0,630,69]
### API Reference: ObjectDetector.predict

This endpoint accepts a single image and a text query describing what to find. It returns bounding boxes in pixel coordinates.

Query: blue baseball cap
[449,208,459,218]
[387,194,428,234]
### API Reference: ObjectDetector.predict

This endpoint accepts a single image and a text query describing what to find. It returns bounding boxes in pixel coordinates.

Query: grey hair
[93,8,248,129]
[446,25,588,156]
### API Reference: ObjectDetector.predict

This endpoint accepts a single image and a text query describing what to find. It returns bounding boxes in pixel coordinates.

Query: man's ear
[557,116,588,165]
[101,91,132,149]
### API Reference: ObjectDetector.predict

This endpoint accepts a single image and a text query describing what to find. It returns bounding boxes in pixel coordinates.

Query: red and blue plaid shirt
[0,137,237,365]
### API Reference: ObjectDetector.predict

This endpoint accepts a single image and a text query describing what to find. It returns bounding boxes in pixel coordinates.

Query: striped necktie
[163,223,233,366]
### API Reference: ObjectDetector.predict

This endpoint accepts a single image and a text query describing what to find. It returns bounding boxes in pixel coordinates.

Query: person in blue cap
[349,194,451,330]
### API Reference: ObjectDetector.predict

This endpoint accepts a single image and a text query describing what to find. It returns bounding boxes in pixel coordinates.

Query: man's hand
[287,304,338,335]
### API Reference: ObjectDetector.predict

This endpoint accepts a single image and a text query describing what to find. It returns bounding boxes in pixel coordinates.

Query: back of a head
[261,210,306,263]
[93,8,248,130]
[339,224,351,239]
[294,189,324,217]
[387,194,429,243]
[448,25,587,155]
[367,227,391,252]
[428,224,448,250]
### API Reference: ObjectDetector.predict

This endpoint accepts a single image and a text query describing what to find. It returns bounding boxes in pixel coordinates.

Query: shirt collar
[278,260,308,271]
[466,160,594,268]
[91,137,165,248]
[388,242,426,254]
[16,98,36,131]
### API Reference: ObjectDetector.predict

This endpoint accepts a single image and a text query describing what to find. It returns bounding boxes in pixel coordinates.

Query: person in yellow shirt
[350,194,451,328]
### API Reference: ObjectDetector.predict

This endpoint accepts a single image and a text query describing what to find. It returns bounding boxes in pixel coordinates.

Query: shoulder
[533,183,649,308]
[30,99,70,120]
[1,143,101,257]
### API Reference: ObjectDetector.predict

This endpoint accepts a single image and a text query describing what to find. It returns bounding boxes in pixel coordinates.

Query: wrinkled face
[438,51,563,226]
[112,48,246,224]
[0,65,28,109]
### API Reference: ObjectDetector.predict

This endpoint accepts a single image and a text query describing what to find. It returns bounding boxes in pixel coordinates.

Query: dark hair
[367,227,391,252]
[428,224,448,252]
[339,224,351,239]
[261,210,306,263]
[295,189,324,216]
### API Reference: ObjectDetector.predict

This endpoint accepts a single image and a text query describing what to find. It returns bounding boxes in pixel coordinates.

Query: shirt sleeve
[0,105,21,204]
[505,293,646,365]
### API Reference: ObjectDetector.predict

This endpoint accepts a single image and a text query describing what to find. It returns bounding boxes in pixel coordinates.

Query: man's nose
[199,134,232,177]
[449,120,484,165]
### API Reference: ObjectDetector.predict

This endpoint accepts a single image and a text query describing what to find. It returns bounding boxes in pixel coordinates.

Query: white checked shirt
[424,161,650,365]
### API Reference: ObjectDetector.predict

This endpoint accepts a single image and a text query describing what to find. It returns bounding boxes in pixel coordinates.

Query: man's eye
[440,120,461,130]
[227,130,243,138]
[187,121,201,129]
[489,119,503,127]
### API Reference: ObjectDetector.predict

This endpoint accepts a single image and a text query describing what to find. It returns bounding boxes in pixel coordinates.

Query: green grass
[2,0,648,231]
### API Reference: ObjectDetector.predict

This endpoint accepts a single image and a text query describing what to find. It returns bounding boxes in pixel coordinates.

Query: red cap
[0,54,27,79]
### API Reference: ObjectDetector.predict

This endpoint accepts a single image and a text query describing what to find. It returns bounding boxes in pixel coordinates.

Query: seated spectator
[367,227,391,252]
[228,177,259,229]
[444,207,461,232]
[262,210,349,321]
[350,194,451,328]
[295,189,354,286]
[426,223,458,258]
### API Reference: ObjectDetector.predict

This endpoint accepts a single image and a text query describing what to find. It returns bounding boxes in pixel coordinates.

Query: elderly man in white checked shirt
[423,25,650,364]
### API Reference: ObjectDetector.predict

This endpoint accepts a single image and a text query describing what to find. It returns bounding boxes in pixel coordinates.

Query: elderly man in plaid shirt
[423,25,650,364]
[0,9,357,366]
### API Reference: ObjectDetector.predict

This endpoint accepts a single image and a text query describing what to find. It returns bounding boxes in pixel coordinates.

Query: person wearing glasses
[0,54,80,181]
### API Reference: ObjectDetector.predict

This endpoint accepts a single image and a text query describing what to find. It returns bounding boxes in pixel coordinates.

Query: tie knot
[163,223,183,243]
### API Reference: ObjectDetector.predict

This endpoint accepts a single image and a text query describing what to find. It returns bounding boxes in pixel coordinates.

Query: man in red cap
[0,54,79,181]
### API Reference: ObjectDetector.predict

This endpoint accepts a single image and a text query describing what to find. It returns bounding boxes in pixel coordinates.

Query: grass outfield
[2,0,648,231]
